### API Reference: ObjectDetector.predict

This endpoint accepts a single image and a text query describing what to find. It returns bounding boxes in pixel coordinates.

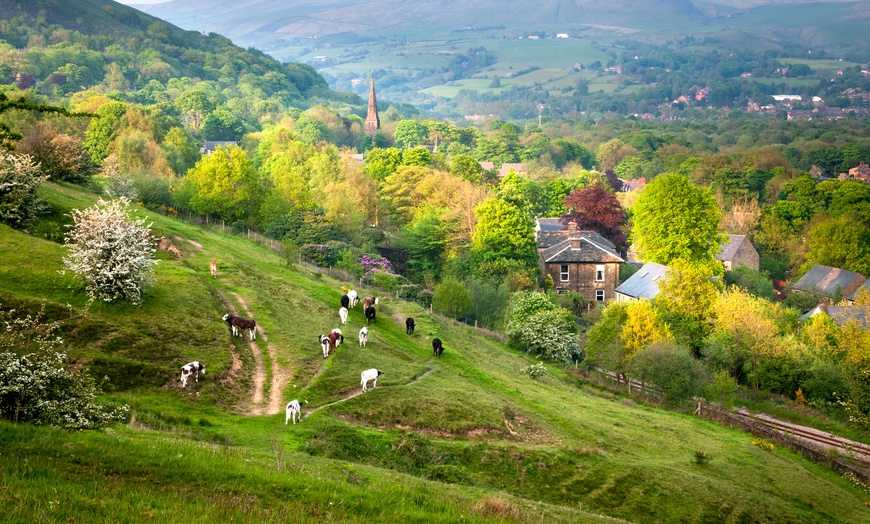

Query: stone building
[716,234,760,271]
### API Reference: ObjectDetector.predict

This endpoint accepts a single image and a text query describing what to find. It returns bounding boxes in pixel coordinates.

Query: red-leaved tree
[562,182,628,254]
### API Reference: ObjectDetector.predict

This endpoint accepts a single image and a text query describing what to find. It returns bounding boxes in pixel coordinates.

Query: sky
[113,0,173,4]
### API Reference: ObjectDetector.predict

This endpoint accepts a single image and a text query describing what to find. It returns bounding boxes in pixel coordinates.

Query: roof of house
[849,280,870,302]
[716,234,750,262]
[535,217,565,231]
[479,161,495,171]
[541,234,624,264]
[614,262,669,300]
[200,140,237,153]
[537,226,618,252]
[498,163,524,178]
[799,305,869,328]
[792,265,865,296]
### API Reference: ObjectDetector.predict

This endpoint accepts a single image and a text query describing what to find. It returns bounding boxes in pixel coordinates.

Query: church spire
[365,74,380,137]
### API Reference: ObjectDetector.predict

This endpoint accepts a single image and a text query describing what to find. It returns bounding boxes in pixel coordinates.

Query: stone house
[791,265,866,299]
[537,223,623,303]
[716,234,760,271]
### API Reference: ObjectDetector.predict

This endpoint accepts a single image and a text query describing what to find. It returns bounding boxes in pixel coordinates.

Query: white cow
[360,368,383,392]
[347,290,359,308]
[358,326,368,347]
[285,399,301,425]
[339,306,348,325]
[180,361,206,388]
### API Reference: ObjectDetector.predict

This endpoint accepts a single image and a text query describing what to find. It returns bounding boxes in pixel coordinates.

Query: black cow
[432,338,444,358]
[340,294,350,309]
[365,305,376,325]
[406,317,415,335]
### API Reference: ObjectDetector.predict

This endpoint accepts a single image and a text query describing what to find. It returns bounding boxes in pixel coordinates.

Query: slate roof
[716,234,747,262]
[849,280,870,302]
[541,235,624,264]
[535,217,565,231]
[537,227,619,251]
[799,305,869,329]
[792,265,865,296]
[614,262,669,300]
[200,140,238,154]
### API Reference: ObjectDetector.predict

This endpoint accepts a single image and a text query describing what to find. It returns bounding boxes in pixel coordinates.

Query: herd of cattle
[180,266,446,426]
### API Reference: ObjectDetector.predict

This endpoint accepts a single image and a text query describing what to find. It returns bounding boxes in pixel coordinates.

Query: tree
[432,277,472,319]
[402,146,431,167]
[0,93,85,151]
[16,123,96,184]
[471,198,536,267]
[62,197,158,306]
[182,146,261,221]
[201,108,245,141]
[364,147,402,182]
[83,102,127,164]
[631,173,724,268]
[175,91,214,130]
[0,152,45,228]
[802,216,870,276]
[656,259,722,355]
[450,154,483,183]
[596,139,637,172]
[393,120,428,148]
[629,342,708,402]
[563,182,629,253]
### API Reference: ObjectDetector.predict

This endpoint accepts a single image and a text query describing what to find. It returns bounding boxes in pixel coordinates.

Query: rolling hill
[1,181,868,522]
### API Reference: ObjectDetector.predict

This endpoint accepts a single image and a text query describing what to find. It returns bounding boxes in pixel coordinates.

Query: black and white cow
[222,313,257,340]
[360,368,383,392]
[285,399,301,425]
[180,361,206,388]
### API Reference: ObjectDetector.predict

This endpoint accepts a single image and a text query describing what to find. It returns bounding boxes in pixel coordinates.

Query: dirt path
[303,363,434,419]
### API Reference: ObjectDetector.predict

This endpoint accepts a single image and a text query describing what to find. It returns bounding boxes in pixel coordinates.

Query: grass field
[1,182,869,522]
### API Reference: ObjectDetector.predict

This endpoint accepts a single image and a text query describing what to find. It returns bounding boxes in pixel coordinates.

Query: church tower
[364,75,380,136]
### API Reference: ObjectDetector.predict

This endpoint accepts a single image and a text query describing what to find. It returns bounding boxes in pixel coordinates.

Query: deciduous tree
[563,182,628,253]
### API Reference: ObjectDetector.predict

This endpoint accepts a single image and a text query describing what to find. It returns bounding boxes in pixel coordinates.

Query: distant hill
[139,0,870,51]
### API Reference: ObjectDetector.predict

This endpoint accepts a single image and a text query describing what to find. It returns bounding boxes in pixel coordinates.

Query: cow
[432,338,444,358]
[360,368,383,392]
[340,294,350,309]
[180,361,206,388]
[285,399,301,425]
[222,314,256,340]
[320,331,344,358]
[362,296,379,309]
[210,260,217,279]
[358,326,368,347]
[406,317,415,335]
[365,305,376,325]
[339,306,349,325]
[347,290,359,308]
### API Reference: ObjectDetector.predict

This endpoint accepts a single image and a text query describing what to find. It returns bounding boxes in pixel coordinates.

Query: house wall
[545,262,620,302]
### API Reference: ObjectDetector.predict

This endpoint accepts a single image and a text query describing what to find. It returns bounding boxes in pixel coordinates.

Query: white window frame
[596,289,605,301]
[560,264,569,282]
[595,264,605,282]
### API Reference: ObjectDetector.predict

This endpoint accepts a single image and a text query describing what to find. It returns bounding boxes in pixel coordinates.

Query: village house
[839,163,870,184]
[791,265,866,299]
[536,220,623,303]
[716,234,759,271]
[200,140,238,155]
[614,262,669,302]
[799,303,869,329]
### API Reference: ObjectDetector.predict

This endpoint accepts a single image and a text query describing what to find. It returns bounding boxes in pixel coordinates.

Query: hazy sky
[113,0,173,4]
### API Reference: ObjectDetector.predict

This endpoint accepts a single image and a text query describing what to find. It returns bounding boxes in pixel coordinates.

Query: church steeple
[364,74,380,137]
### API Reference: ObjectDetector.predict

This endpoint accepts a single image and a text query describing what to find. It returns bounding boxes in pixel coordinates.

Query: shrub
[629,341,709,402]
[16,122,96,184]
[694,450,710,465]
[432,277,472,319]
[0,152,46,228]
[522,361,548,379]
[0,307,128,429]
[62,197,158,305]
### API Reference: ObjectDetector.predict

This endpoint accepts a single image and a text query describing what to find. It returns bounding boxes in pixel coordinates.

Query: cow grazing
[320,332,344,358]
[180,361,206,388]
[347,290,359,308]
[362,296,379,309]
[406,317,415,335]
[365,305,376,325]
[222,313,257,340]
[360,368,383,392]
[339,306,349,325]
[285,399,301,425]
[358,326,368,347]
[210,260,217,279]
[332,328,344,347]
[432,338,444,358]
[340,294,350,309]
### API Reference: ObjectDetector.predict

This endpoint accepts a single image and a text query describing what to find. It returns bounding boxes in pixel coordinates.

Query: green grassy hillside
[1,182,869,522]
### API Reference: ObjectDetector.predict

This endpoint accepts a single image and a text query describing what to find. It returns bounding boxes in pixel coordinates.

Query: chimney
[570,237,581,249]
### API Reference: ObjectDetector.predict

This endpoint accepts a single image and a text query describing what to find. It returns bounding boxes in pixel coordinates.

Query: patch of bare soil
[174,235,203,250]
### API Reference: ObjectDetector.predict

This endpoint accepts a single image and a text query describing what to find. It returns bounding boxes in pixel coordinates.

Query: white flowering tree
[0,152,45,228]
[63,197,158,305]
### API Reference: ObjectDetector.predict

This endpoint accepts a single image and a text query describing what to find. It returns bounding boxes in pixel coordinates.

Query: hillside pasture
[0,182,868,522]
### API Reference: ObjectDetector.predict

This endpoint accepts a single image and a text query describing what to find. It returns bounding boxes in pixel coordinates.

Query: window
[560,265,569,282]
[595,264,605,282]
[596,290,605,301]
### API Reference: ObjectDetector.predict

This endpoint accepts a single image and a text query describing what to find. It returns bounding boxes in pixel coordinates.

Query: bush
[432,277,472,319]
[0,152,46,228]
[629,341,709,402]
[522,361,548,379]
[62,197,158,305]
[16,122,96,184]
[0,307,128,429]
